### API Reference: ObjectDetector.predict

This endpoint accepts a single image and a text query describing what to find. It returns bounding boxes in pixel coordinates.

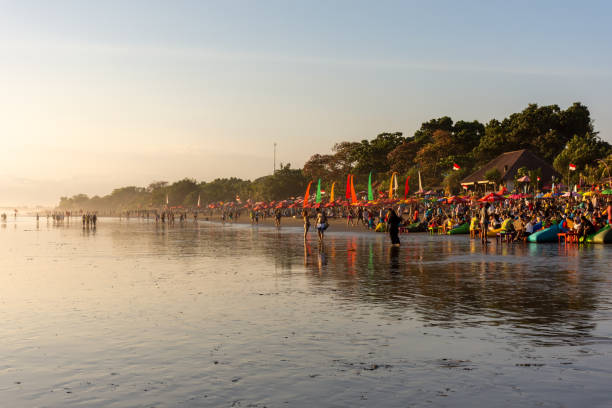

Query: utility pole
[273,142,277,174]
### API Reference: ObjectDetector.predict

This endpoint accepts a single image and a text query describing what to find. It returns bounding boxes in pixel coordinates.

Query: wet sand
[1,217,611,407]
[206,214,375,233]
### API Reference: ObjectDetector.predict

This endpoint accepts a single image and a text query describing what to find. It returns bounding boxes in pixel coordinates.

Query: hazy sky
[1,0,611,206]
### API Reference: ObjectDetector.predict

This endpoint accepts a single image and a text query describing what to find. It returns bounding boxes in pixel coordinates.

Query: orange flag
[350,175,357,203]
[303,181,312,207]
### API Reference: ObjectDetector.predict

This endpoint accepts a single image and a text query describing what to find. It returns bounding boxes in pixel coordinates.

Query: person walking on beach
[302,208,310,240]
[387,208,402,246]
[315,208,328,242]
[274,208,282,227]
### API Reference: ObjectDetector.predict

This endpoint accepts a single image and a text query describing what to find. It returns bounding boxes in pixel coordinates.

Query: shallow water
[1,217,611,407]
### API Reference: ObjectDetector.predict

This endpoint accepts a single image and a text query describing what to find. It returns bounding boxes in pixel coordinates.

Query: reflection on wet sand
[297,233,603,346]
[98,220,608,347]
[2,218,612,407]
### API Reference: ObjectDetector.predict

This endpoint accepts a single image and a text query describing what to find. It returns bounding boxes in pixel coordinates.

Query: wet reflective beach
[1,218,611,407]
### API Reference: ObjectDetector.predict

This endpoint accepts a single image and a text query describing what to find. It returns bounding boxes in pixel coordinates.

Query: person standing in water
[480,203,490,245]
[387,208,402,246]
[315,208,328,242]
[302,208,310,240]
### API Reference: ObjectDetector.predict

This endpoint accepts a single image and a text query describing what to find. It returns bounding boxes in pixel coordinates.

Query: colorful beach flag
[303,181,312,208]
[368,172,374,201]
[345,175,351,199]
[389,172,398,199]
[316,179,322,203]
[350,175,357,203]
[418,171,423,193]
[404,176,410,199]
[197,194,201,208]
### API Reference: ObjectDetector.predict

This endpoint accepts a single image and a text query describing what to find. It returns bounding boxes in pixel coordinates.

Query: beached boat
[448,223,469,235]
[584,225,612,244]
[528,223,564,243]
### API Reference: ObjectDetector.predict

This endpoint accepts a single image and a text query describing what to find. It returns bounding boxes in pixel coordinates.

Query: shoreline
[202,215,379,234]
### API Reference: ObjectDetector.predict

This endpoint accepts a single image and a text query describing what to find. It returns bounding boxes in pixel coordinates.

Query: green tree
[352,132,406,175]
[443,168,468,195]
[553,133,612,184]
[474,103,593,164]
[413,117,453,146]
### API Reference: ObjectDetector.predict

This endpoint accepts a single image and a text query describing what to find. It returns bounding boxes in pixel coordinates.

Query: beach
[2,217,612,407]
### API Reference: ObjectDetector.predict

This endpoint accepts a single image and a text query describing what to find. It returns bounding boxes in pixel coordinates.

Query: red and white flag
[452,163,461,171]
[569,163,577,171]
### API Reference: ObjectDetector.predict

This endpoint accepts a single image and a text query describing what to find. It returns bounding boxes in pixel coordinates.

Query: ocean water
[1,217,611,407]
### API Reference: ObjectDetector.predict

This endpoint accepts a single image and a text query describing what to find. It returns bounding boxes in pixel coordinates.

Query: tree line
[59,102,612,211]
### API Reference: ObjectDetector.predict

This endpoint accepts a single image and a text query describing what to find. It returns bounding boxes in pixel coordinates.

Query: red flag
[404,176,410,199]
[452,163,461,171]
[569,163,576,171]
[345,174,351,199]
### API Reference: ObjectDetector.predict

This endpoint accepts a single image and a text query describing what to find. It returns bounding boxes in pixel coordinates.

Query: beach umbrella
[498,186,509,195]
[561,192,581,198]
[478,192,504,202]
[446,196,468,204]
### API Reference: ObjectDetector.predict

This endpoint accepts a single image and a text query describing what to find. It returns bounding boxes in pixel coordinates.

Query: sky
[1,0,611,206]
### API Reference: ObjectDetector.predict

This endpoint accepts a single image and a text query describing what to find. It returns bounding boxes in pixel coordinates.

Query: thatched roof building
[461,149,560,190]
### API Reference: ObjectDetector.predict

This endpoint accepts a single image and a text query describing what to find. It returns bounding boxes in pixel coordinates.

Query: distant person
[480,203,490,245]
[274,208,282,227]
[315,208,328,242]
[302,209,310,240]
[387,208,402,246]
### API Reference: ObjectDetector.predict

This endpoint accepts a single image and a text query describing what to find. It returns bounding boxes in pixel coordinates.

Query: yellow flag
[389,172,398,198]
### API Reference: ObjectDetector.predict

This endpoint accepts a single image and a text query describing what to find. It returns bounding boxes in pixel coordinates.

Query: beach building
[461,149,560,192]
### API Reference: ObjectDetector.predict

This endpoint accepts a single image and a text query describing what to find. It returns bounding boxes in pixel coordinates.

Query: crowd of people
[238,194,612,246]
[37,192,612,247]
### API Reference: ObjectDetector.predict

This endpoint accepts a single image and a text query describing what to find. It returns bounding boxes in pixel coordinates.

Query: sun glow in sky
[1,0,611,205]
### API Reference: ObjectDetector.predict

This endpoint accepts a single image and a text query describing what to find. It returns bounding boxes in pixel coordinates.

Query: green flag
[316,179,322,203]
[368,172,374,201]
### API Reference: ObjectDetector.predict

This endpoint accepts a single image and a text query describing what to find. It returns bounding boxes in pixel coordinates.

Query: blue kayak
[528,223,564,243]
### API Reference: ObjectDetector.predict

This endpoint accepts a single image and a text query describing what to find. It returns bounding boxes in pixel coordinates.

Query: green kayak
[448,223,469,235]
[591,225,612,244]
